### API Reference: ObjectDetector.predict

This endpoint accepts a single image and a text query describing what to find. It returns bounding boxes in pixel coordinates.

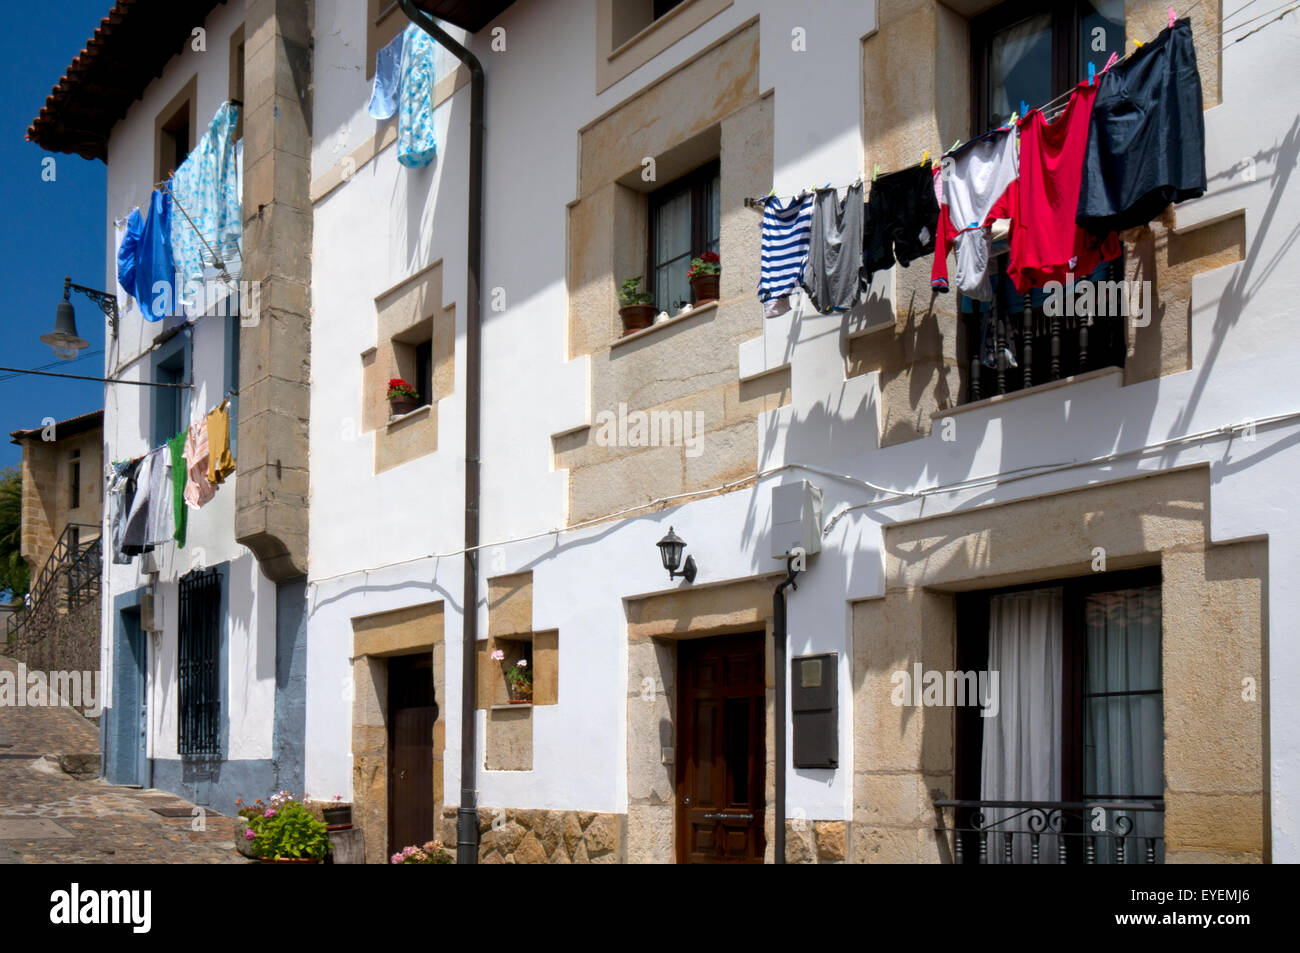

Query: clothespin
[1088,61,1096,84]
[1168,6,1176,28]
[949,139,961,153]
[1103,51,1118,73]
[1008,111,1018,126]
[872,163,880,182]
[1135,39,1144,48]
[921,149,929,166]
[1020,100,1028,119]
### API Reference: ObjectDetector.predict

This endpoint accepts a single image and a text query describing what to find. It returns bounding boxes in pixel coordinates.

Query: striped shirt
[757,193,814,306]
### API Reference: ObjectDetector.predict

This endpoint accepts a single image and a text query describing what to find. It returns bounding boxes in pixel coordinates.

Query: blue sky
[0,2,112,468]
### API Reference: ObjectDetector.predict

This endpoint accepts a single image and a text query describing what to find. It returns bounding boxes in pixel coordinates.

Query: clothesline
[747,0,1207,211]
[109,390,237,467]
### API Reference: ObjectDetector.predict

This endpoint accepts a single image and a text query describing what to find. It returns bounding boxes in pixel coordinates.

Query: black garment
[1077,18,1206,235]
[863,163,939,273]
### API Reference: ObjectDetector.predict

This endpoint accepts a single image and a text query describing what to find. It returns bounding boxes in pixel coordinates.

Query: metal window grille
[178,568,221,756]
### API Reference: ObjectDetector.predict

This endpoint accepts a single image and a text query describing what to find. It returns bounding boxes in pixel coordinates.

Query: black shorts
[1077,18,1206,235]
[864,163,939,273]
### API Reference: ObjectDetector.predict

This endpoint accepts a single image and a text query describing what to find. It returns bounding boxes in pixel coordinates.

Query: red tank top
[1008,81,1121,293]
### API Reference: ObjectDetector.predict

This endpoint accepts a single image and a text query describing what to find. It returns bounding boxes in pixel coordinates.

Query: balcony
[933,797,1165,864]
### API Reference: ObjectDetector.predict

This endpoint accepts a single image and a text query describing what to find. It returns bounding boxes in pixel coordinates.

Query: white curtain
[980,587,1063,862]
[1085,585,1164,862]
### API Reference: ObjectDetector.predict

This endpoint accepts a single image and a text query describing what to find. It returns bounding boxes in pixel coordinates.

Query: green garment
[168,429,188,548]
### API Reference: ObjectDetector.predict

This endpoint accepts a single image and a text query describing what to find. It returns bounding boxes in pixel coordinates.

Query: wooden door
[387,653,437,856]
[676,633,766,863]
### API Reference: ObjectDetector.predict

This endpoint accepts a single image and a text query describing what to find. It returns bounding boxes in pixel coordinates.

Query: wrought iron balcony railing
[933,797,1165,864]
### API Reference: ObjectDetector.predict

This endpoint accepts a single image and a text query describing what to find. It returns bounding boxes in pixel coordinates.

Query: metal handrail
[6,522,101,639]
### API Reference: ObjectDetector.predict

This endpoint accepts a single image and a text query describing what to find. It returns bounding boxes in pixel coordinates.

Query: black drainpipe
[399,0,485,865]
[773,558,799,864]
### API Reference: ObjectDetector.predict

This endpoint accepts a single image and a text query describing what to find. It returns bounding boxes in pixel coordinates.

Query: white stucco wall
[304,0,1300,859]
[99,1,277,766]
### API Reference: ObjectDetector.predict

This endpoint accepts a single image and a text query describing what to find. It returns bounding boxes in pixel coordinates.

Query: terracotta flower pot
[389,395,420,417]
[690,274,719,303]
[619,304,656,336]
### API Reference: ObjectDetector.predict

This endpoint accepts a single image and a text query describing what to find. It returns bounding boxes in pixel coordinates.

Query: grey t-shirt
[800,182,866,313]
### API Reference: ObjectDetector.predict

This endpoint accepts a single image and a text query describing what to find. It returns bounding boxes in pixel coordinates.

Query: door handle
[399,769,407,781]
[702,812,754,822]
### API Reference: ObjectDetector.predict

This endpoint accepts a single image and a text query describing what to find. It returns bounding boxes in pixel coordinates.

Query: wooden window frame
[228,24,245,141]
[154,75,197,184]
[954,565,1163,806]
[646,159,720,312]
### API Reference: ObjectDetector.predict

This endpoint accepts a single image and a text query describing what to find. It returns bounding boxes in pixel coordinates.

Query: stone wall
[5,599,102,717]
[443,807,625,864]
[784,820,849,864]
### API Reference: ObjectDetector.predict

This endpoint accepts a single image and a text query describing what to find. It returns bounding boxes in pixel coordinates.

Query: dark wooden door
[676,633,766,863]
[387,653,437,856]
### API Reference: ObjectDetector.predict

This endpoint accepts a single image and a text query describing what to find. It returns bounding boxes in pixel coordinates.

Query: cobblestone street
[0,657,248,864]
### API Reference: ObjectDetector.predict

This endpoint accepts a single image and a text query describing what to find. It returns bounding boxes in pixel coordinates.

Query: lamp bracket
[66,275,120,336]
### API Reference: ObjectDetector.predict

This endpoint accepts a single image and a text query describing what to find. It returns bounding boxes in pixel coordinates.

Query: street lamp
[656,526,697,583]
[41,276,119,360]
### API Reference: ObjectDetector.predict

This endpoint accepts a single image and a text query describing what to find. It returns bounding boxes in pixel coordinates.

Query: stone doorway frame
[351,601,445,865]
[625,573,780,863]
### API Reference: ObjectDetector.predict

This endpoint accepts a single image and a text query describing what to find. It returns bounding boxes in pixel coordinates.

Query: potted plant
[241,791,332,864]
[391,840,454,864]
[687,251,720,303]
[387,377,420,417]
[322,795,352,829]
[491,648,533,703]
[617,276,655,336]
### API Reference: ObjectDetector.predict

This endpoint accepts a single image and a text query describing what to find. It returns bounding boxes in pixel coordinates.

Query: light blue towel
[169,102,242,294]
[368,29,405,120]
[398,23,438,168]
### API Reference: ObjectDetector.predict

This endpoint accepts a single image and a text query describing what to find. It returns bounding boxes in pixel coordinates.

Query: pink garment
[183,417,217,508]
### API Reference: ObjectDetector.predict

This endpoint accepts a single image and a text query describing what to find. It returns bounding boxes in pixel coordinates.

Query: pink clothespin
[1169,7,1176,28]
[1103,51,1118,74]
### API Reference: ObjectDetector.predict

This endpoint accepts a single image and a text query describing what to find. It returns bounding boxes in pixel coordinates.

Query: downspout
[399,0,485,865]
[773,558,799,864]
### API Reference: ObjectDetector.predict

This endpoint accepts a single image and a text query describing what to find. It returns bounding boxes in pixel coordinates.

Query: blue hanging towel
[117,207,144,303]
[170,101,242,294]
[398,23,438,168]
[368,29,405,120]
[135,188,175,321]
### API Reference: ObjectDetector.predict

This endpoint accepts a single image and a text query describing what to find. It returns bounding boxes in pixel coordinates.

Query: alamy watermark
[890,664,1000,718]
[593,402,705,457]
[0,664,102,715]
[1042,274,1152,328]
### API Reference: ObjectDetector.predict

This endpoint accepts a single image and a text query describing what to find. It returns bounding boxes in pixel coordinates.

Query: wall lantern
[656,526,697,583]
[42,275,119,359]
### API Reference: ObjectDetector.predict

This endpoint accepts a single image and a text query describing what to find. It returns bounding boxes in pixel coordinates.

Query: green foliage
[618,276,654,307]
[0,466,29,601]
[249,800,332,860]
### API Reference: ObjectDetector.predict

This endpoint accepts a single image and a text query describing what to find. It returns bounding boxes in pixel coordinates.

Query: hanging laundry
[863,164,939,274]
[108,461,137,565]
[122,453,153,553]
[932,127,1018,301]
[116,211,142,311]
[168,430,189,548]
[368,28,406,120]
[801,183,867,313]
[170,102,242,295]
[1077,18,1206,235]
[145,446,174,547]
[757,192,815,318]
[184,416,217,508]
[398,23,438,168]
[207,402,236,485]
[134,189,175,320]
[1008,82,1121,294]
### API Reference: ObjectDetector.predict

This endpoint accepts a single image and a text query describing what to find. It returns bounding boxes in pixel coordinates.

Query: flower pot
[619,304,656,336]
[690,274,719,304]
[322,805,352,827]
[389,395,420,417]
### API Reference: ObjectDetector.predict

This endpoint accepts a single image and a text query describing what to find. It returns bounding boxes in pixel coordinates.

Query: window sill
[387,404,431,428]
[612,299,718,350]
[932,366,1121,420]
[489,703,533,711]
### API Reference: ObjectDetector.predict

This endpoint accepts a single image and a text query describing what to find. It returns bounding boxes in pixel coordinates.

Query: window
[152,340,190,447]
[414,339,433,411]
[954,568,1164,863]
[229,24,245,141]
[971,1,1125,132]
[648,160,720,314]
[963,1,1127,405]
[367,0,405,81]
[391,317,434,412]
[69,450,80,510]
[178,567,222,757]
[154,78,196,183]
